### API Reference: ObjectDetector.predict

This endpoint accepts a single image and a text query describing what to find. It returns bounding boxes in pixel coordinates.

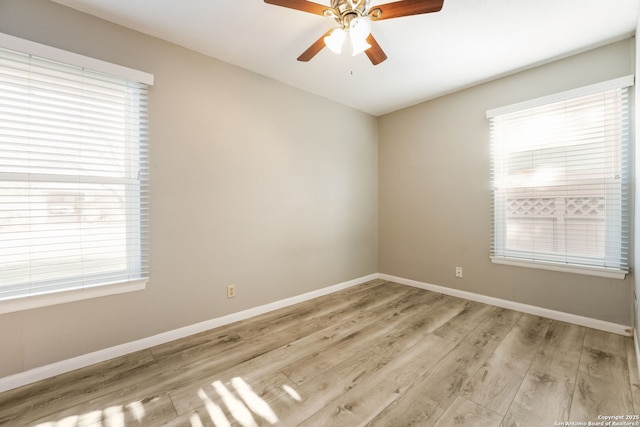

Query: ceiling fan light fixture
[265,0,446,65]
[324,27,346,54]
[350,34,372,56]
[350,16,371,39]
[349,16,372,56]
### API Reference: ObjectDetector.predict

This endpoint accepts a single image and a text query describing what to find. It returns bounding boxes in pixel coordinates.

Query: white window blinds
[0,39,151,302]
[487,76,632,278]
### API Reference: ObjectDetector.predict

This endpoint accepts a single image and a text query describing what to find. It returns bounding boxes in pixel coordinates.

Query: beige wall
[379,38,635,326]
[0,0,378,377]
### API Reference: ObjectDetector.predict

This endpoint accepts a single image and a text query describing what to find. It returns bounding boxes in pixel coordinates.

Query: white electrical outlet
[227,284,236,299]
[455,267,463,278]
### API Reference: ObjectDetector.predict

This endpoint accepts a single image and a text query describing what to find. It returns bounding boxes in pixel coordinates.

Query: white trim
[0,32,154,85]
[0,279,148,315]
[1,271,630,393]
[0,274,376,393]
[486,74,634,118]
[378,273,632,337]
[491,256,627,280]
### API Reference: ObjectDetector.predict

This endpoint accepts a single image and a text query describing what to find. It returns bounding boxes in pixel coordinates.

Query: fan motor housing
[331,0,370,20]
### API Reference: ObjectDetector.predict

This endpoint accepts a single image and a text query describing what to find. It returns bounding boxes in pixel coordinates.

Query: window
[487,76,632,279]
[0,34,153,312]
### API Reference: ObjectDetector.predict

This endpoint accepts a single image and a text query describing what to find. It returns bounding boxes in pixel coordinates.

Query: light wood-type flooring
[1,279,640,426]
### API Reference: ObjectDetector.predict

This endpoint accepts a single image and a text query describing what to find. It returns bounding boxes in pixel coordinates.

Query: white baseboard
[0,273,378,394]
[1,272,632,393]
[378,273,633,337]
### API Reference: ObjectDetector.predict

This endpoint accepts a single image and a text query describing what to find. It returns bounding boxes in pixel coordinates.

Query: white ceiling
[50,0,639,116]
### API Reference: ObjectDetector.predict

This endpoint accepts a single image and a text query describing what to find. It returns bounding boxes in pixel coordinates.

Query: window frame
[0,33,153,314]
[487,76,633,280]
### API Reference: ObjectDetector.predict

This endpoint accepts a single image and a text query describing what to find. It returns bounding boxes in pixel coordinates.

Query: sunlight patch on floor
[189,412,205,427]
[125,401,145,422]
[102,406,124,426]
[282,384,302,402]
[197,388,230,427]
[194,376,304,427]
[32,377,302,427]
[212,380,257,427]
[232,377,278,424]
[34,399,147,427]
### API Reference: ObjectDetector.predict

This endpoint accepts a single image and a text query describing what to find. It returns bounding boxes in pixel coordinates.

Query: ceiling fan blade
[365,34,387,65]
[264,0,328,16]
[370,0,444,20]
[297,30,332,62]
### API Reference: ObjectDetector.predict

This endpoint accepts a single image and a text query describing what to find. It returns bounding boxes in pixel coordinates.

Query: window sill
[491,257,627,280]
[0,279,147,314]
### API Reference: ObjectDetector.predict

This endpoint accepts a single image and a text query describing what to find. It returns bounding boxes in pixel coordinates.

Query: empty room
[1,0,640,425]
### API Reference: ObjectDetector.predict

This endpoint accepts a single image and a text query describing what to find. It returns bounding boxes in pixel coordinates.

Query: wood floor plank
[170,368,296,422]
[176,371,292,427]
[369,296,475,359]
[182,314,324,368]
[150,329,243,360]
[365,388,443,427]
[569,371,634,421]
[501,369,574,427]
[529,320,585,381]
[9,318,315,425]
[433,301,497,343]
[500,320,586,427]
[168,285,430,418]
[271,351,389,426]
[387,293,480,338]
[462,314,550,415]
[417,308,522,410]
[296,334,456,426]
[171,279,390,356]
[433,396,502,427]
[1,281,637,427]
[359,299,489,426]
[578,346,629,383]
[465,308,523,351]
[118,321,328,415]
[275,281,413,333]
[0,348,155,406]
[583,327,627,357]
[625,336,640,414]
[168,311,382,415]
[569,332,635,420]
[281,289,460,385]
[159,409,216,427]
[39,284,395,424]
[29,391,178,427]
[0,350,165,425]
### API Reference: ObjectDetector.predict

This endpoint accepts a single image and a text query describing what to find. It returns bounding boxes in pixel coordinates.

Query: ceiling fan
[264,0,445,65]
